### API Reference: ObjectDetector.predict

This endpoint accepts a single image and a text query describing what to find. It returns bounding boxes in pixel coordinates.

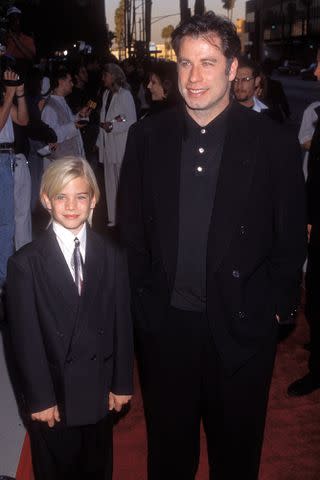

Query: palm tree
[180,0,190,22]
[286,1,296,37]
[301,0,312,36]
[194,0,205,15]
[115,0,125,59]
[161,25,174,59]
[222,0,236,22]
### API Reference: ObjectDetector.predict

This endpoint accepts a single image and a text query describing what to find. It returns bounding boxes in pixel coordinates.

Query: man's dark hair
[171,11,241,63]
[237,56,260,78]
[50,67,71,91]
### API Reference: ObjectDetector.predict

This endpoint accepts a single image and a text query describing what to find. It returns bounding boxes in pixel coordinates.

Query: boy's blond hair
[40,156,100,225]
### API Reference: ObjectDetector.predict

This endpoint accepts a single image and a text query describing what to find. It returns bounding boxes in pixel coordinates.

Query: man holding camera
[0,69,28,299]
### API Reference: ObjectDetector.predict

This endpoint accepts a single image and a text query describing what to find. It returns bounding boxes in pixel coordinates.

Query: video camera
[0,28,23,86]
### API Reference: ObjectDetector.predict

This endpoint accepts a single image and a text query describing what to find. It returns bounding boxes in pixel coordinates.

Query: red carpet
[16,310,320,480]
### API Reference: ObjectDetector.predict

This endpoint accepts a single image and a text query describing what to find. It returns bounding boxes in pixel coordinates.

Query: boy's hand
[108,392,132,412]
[31,405,60,428]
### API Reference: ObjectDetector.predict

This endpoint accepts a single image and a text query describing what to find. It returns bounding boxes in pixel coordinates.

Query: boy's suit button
[91,355,97,361]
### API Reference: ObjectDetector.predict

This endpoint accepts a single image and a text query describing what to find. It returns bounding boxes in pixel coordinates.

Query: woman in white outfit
[96,63,136,226]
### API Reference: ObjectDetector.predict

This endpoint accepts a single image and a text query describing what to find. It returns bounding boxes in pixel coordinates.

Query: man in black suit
[118,12,306,480]
[7,157,133,480]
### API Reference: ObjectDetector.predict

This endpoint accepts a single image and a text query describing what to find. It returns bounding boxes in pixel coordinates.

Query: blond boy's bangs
[40,156,100,206]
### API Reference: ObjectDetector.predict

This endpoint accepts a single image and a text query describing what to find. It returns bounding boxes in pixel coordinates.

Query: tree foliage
[161,24,174,58]
[222,0,236,20]
[115,0,125,47]
[161,24,174,41]
[194,0,205,15]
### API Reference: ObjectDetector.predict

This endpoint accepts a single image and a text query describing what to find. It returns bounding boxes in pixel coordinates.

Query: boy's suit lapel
[69,228,106,347]
[42,227,107,351]
[43,228,80,310]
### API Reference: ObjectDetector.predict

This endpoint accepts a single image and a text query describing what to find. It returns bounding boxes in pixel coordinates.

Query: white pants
[14,153,32,250]
[104,162,120,225]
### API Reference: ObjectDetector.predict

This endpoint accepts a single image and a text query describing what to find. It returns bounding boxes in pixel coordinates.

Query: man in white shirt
[41,68,89,161]
[0,69,28,294]
[298,62,320,179]
[233,57,268,113]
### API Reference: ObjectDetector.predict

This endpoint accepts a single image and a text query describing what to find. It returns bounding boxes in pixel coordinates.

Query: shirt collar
[252,96,268,112]
[53,221,87,251]
[183,103,231,140]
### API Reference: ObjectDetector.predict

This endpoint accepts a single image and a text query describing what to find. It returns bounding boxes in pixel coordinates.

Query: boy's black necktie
[72,237,83,295]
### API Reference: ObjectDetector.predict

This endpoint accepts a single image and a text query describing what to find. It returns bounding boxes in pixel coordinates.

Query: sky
[105,0,246,43]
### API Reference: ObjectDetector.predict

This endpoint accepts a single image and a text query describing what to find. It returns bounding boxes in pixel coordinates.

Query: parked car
[301,63,317,81]
[277,60,303,76]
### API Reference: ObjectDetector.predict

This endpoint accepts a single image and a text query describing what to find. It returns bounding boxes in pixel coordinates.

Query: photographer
[5,6,36,77]
[0,69,28,295]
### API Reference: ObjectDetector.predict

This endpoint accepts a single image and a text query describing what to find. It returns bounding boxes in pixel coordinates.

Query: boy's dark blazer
[118,101,307,375]
[7,226,133,426]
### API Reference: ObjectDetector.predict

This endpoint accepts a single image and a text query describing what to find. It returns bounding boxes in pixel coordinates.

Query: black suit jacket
[118,101,306,374]
[7,227,133,426]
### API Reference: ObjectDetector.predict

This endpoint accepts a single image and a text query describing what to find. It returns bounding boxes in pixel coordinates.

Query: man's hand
[307,224,312,243]
[302,140,312,151]
[31,405,60,428]
[78,105,91,118]
[75,121,87,129]
[38,97,46,112]
[108,392,132,412]
[100,121,113,133]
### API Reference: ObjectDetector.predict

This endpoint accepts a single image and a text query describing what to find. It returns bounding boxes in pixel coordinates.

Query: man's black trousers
[306,224,320,379]
[136,306,277,480]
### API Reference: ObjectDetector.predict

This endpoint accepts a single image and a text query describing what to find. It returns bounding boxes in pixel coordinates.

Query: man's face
[60,74,73,96]
[177,34,237,123]
[8,13,21,33]
[77,66,88,84]
[233,67,259,103]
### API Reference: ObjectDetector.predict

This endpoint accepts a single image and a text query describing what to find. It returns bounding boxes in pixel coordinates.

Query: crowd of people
[0,5,318,480]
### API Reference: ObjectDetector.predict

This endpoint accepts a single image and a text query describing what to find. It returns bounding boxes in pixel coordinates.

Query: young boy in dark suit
[6,156,133,480]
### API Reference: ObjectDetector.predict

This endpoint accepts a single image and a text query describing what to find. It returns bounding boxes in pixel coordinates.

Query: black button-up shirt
[171,105,229,312]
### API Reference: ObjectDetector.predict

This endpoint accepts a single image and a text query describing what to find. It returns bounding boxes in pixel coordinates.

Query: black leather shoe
[287,373,320,397]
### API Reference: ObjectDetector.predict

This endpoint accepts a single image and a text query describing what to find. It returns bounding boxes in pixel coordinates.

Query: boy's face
[42,176,96,235]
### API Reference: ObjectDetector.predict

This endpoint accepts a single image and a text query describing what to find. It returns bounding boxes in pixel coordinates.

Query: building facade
[246,0,320,65]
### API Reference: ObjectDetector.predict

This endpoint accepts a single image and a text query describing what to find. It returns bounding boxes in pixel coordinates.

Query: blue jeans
[0,151,14,288]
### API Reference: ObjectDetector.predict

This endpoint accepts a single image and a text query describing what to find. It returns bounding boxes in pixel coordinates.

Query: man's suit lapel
[152,109,184,289]
[208,103,259,272]
[152,104,258,281]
